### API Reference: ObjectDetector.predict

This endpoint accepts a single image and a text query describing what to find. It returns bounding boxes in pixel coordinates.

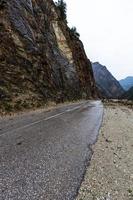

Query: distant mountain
[119,76,133,91]
[122,86,133,100]
[92,62,125,99]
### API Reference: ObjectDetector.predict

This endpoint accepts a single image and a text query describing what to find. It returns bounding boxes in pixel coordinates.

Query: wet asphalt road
[0,100,103,200]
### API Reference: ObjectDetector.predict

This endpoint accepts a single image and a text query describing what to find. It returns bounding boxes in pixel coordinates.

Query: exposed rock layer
[0,0,97,112]
[92,62,124,99]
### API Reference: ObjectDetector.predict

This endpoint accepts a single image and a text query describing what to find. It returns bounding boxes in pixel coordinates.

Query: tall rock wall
[0,0,97,112]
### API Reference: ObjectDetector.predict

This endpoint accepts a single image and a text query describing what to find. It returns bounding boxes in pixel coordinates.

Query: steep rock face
[92,62,124,99]
[119,76,133,91]
[0,0,97,112]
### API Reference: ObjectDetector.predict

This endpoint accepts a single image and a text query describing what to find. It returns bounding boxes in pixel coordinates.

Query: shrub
[0,0,6,10]
[3,102,13,112]
[55,0,67,21]
[70,26,80,38]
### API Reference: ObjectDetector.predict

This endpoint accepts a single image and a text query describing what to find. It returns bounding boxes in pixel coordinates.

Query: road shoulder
[77,103,133,200]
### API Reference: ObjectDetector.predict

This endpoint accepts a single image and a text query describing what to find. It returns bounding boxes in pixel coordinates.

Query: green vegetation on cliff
[55,0,67,21]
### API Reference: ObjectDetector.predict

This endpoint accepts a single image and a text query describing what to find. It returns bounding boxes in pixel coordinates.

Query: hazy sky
[64,0,133,80]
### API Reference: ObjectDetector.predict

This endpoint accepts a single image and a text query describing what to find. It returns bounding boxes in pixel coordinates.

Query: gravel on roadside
[77,103,133,200]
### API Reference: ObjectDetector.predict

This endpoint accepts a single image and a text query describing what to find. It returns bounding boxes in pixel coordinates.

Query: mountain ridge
[121,86,133,100]
[119,76,133,91]
[92,62,124,99]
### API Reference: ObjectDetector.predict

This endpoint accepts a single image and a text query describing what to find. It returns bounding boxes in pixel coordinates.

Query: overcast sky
[64,0,133,80]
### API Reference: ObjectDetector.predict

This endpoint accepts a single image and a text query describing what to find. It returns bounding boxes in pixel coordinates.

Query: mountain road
[0,100,103,200]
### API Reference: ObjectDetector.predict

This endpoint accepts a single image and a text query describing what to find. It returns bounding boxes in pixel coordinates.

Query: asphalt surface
[0,100,103,200]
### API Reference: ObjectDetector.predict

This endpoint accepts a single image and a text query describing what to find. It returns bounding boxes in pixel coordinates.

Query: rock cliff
[92,62,124,99]
[0,0,97,112]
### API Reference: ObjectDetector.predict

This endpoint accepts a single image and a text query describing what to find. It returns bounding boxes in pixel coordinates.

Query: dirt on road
[77,102,133,200]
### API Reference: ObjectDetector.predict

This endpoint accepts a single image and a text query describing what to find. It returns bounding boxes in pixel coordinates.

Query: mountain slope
[119,76,133,91]
[92,62,124,99]
[122,87,133,100]
[0,0,97,113]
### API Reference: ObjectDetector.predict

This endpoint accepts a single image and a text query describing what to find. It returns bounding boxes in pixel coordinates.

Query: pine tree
[70,27,80,38]
[55,0,67,21]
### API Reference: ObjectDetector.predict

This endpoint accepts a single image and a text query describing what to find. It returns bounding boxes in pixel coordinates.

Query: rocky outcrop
[119,76,133,91]
[0,0,97,112]
[92,62,124,99]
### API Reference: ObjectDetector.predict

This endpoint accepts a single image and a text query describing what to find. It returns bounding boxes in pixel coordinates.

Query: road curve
[0,100,103,200]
